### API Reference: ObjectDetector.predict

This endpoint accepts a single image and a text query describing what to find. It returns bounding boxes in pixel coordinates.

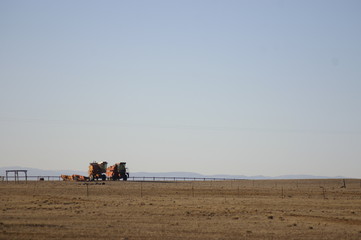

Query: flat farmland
[1,179,361,240]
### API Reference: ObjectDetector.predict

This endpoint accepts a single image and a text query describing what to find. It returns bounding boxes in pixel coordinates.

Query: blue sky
[1,0,360,177]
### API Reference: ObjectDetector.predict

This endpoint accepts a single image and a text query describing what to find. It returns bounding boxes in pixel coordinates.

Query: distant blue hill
[0,166,344,179]
[129,172,343,180]
[0,166,86,176]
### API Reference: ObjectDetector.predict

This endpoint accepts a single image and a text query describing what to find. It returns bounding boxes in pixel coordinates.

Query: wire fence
[0,175,241,182]
[129,176,239,181]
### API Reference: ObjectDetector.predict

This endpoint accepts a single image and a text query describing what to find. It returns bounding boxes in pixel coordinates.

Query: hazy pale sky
[1,0,360,177]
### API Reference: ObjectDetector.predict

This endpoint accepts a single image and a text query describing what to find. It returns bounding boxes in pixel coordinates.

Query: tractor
[88,161,107,181]
[106,162,129,181]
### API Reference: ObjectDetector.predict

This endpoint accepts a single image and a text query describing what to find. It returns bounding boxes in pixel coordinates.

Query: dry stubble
[1,179,361,239]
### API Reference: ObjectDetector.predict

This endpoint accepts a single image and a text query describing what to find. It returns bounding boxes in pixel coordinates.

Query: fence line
[1,176,62,181]
[129,176,240,181]
[0,175,241,182]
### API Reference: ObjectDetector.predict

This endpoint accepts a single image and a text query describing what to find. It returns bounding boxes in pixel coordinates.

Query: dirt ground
[0,179,361,239]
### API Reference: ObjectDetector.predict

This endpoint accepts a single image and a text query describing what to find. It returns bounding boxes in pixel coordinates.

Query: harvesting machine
[106,162,129,181]
[88,161,107,181]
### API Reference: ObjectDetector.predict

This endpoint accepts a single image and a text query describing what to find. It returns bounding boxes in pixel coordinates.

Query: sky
[0,0,360,178]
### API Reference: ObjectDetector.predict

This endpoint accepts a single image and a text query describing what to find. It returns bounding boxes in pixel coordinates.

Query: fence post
[140,182,143,197]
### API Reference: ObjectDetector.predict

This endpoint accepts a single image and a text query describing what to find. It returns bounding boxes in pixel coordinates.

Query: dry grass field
[1,179,361,239]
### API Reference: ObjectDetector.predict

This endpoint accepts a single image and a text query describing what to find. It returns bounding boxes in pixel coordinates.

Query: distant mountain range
[0,166,344,179]
[0,166,86,177]
[130,172,344,179]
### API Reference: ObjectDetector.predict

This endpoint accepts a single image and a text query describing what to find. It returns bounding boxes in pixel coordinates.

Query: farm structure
[5,170,28,182]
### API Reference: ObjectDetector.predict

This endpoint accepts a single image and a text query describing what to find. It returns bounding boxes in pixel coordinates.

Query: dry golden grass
[1,179,361,239]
